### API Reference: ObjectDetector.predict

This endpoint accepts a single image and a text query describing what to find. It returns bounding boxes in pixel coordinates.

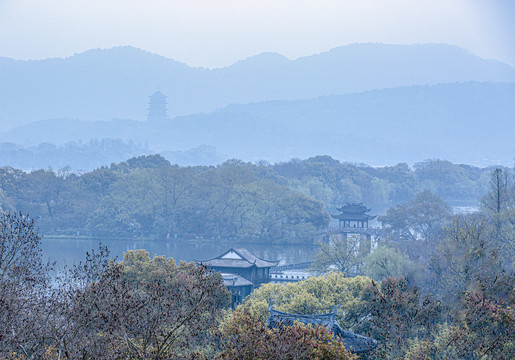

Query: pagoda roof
[200,248,280,269]
[266,306,377,353]
[331,213,376,221]
[336,202,371,214]
[149,90,167,99]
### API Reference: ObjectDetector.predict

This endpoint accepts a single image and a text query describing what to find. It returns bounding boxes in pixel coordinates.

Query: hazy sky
[0,0,514,68]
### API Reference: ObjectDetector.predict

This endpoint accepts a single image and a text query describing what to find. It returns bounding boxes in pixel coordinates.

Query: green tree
[310,235,365,276]
[414,160,478,200]
[154,165,197,239]
[363,245,411,281]
[336,178,362,204]
[379,190,452,259]
[238,272,371,330]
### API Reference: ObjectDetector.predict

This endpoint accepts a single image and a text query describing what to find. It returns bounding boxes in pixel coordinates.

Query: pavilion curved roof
[333,202,376,221]
[336,202,371,214]
[266,306,377,354]
[200,248,280,269]
[331,213,376,221]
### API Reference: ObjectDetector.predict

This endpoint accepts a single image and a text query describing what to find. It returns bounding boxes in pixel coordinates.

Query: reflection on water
[41,237,317,270]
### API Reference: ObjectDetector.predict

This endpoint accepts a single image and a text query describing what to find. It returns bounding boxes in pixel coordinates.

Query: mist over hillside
[1,43,514,130]
[1,82,513,168]
[0,140,224,171]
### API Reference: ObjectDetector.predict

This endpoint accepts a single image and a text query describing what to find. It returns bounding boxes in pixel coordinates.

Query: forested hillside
[2,44,514,129]
[0,140,223,170]
[0,155,497,241]
[3,82,514,166]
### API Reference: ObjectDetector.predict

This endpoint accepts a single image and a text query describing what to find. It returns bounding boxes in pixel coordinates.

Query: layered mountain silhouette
[1,43,514,130]
[2,82,514,166]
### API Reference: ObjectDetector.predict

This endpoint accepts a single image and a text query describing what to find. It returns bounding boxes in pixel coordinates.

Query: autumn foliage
[216,311,357,360]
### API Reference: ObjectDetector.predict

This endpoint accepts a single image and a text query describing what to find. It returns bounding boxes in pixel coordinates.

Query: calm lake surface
[41,237,317,270]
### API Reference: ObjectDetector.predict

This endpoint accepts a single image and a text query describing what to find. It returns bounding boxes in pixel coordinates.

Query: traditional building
[200,248,280,308]
[221,273,253,307]
[201,248,280,287]
[266,305,377,354]
[146,90,168,121]
[329,203,379,258]
[332,202,376,228]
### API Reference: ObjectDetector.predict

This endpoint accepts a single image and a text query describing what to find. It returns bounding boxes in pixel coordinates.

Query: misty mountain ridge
[1,43,514,130]
[0,140,225,171]
[1,82,513,167]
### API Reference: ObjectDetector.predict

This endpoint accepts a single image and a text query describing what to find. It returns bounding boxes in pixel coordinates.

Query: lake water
[41,237,317,270]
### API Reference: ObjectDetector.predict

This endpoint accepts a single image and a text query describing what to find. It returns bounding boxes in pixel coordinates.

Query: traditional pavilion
[329,203,378,258]
[200,248,280,308]
[332,202,376,228]
[146,90,168,121]
[200,248,279,287]
[267,305,377,354]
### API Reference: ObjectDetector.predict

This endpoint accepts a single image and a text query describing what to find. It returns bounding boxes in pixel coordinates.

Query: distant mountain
[0,140,224,171]
[1,43,514,130]
[0,139,150,171]
[1,82,513,167]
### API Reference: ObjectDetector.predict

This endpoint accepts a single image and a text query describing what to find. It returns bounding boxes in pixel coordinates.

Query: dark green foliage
[379,190,452,261]
[111,154,172,171]
[0,156,500,242]
[0,157,329,242]
[273,157,493,213]
[413,160,486,200]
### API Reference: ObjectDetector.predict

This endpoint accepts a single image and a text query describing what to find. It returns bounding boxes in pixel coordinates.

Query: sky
[0,0,514,68]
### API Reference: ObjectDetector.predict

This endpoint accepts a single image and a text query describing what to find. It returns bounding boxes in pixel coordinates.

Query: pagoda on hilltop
[332,202,376,228]
[146,90,169,121]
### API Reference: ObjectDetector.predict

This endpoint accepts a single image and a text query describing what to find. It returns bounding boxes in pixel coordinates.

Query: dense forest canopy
[0,155,501,241]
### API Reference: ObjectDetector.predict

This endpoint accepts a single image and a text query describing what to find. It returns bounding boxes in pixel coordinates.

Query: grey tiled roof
[221,273,253,287]
[202,259,255,268]
[232,248,280,267]
[331,213,376,221]
[266,306,377,354]
[200,248,280,268]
